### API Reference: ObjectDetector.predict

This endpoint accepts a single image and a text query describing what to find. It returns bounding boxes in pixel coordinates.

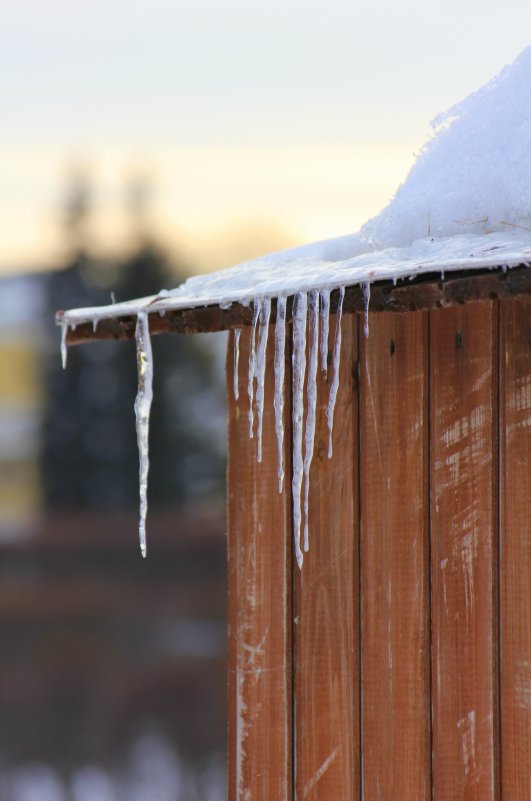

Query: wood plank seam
[427,308,435,801]
[494,301,502,801]
[356,313,364,801]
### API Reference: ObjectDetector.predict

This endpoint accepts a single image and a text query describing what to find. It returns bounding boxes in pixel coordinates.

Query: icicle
[60,321,68,369]
[326,286,345,459]
[303,290,319,552]
[247,301,260,438]
[92,318,98,333]
[134,311,154,558]
[362,281,371,338]
[319,288,330,373]
[292,291,307,569]
[393,275,397,287]
[233,328,241,401]
[440,270,445,280]
[255,298,271,463]
[274,296,287,493]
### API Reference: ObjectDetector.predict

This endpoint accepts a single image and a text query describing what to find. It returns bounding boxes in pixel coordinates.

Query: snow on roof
[60,46,531,328]
[362,45,531,249]
[61,230,531,327]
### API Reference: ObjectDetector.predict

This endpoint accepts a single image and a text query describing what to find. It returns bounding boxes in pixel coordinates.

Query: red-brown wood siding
[430,304,500,800]
[500,297,531,800]
[227,326,293,801]
[294,316,360,800]
[360,311,431,800]
[227,298,530,801]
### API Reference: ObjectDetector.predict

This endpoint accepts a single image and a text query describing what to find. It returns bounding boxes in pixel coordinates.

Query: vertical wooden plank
[294,316,360,801]
[431,302,499,801]
[227,327,293,801]
[500,296,531,800]
[360,311,431,800]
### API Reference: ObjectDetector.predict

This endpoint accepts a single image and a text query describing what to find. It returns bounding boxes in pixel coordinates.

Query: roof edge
[59,264,531,346]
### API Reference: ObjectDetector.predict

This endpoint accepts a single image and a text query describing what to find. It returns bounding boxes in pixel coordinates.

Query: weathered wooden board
[360,311,431,800]
[293,315,360,800]
[430,302,499,800]
[499,297,531,800]
[227,326,293,801]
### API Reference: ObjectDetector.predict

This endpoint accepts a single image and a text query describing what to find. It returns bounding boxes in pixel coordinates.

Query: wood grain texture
[360,311,431,800]
[227,326,293,801]
[499,297,531,800]
[430,302,500,801]
[293,315,360,801]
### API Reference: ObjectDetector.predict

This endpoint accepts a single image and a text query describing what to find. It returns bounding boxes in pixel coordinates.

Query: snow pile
[361,45,531,248]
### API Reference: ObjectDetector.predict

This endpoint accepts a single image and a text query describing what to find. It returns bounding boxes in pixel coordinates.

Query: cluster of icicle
[60,282,371,562]
[234,286,356,569]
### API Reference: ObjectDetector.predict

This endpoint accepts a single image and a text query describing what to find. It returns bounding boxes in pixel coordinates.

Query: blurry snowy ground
[0,732,225,801]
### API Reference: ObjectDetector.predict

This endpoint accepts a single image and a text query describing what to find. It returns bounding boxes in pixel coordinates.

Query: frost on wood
[326,286,345,459]
[274,296,287,493]
[255,298,271,463]
[134,311,154,558]
[291,291,308,569]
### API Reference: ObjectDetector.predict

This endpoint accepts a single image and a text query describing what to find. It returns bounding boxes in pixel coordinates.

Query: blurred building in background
[0,275,45,539]
[0,173,229,800]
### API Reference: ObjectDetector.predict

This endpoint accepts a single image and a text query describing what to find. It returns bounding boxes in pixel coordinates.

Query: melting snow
[58,47,531,562]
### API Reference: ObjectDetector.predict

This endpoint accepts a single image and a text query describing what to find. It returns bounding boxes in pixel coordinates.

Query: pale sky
[1,0,530,274]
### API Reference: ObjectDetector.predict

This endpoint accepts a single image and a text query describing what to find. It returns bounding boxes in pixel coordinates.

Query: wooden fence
[226,297,530,801]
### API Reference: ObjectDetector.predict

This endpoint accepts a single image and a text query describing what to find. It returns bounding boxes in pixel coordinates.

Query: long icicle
[134,311,154,558]
[326,286,345,459]
[319,288,330,374]
[303,290,319,552]
[233,328,241,400]
[247,300,260,438]
[255,297,271,463]
[273,296,287,492]
[292,291,307,569]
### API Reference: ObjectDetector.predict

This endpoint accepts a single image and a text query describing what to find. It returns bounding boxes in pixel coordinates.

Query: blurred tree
[41,171,225,512]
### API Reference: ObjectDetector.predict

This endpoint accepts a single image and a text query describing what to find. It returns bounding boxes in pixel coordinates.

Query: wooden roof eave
[57,263,531,347]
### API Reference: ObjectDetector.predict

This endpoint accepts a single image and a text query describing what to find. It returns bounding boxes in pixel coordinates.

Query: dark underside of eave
[61,263,531,346]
